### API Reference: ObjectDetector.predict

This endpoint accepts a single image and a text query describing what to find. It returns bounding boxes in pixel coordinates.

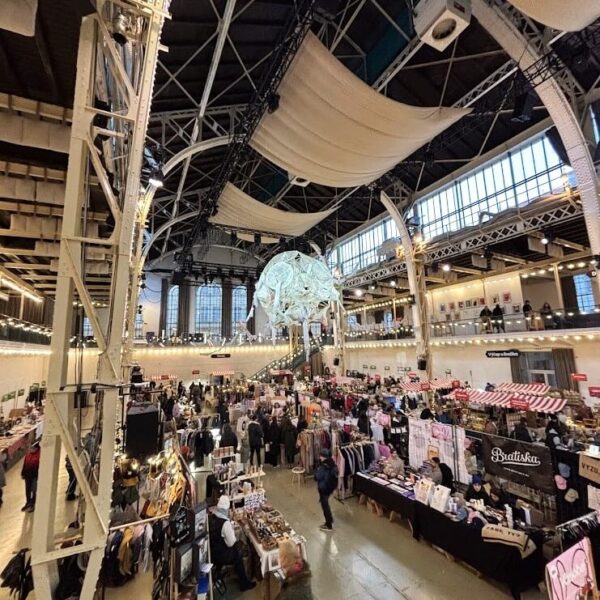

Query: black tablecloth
[353,474,545,599]
[353,474,418,537]
[415,503,544,599]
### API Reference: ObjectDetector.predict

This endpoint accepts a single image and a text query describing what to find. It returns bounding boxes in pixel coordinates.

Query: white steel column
[32,2,169,598]
[380,191,430,376]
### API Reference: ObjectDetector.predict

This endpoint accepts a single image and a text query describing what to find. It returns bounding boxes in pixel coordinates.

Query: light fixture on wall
[354,289,363,298]
[441,263,451,272]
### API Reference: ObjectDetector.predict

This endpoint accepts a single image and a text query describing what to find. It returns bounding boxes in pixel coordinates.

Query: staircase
[252,337,325,381]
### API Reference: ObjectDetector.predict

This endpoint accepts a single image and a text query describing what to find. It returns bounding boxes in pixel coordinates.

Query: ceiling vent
[414,0,471,52]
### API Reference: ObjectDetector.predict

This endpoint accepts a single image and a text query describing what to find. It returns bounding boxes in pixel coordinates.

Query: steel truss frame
[343,196,583,288]
[31,2,168,598]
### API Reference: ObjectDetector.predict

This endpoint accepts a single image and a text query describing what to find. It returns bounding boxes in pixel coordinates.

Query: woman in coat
[265,416,281,467]
[280,417,298,468]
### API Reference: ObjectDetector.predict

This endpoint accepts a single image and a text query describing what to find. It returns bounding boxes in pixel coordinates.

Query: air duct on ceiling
[0,112,70,153]
[0,175,65,205]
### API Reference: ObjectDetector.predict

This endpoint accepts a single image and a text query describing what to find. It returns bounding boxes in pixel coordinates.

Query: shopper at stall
[297,415,308,436]
[21,441,41,512]
[281,416,298,467]
[431,457,455,493]
[488,486,510,509]
[276,540,313,600]
[248,414,264,467]
[492,304,505,333]
[465,475,489,504]
[209,495,257,592]
[220,423,238,454]
[357,410,371,437]
[510,417,532,442]
[217,398,229,427]
[265,416,281,467]
[315,448,338,531]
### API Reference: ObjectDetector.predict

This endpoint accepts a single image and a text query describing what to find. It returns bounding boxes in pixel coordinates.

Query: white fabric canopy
[507,0,600,32]
[209,182,335,236]
[250,32,470,188]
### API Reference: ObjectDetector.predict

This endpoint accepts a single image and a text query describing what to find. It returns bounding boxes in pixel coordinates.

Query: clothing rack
[556,510,600,552]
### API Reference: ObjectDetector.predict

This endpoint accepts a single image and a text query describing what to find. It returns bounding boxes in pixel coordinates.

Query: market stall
[0,415,43,469]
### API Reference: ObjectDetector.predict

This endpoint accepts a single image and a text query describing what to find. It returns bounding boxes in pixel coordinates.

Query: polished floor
[0,458,545,600]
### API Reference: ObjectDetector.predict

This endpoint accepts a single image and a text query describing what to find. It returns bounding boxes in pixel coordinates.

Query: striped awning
[398,379,458,392]
[150,374,176,381]
[444,389,566,413]
[212,370,235,376]
[495,382,551,396]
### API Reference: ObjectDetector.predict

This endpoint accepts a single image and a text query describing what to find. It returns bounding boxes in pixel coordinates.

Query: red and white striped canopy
[444,389,566,413]
[398,379,457,392]
[212,369,235,376]
[495,382,551,395]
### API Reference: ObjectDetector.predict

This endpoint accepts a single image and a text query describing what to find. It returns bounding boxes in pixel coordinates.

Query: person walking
[247,414,264,467]
[315,449,338,531]
[21,441,41,512]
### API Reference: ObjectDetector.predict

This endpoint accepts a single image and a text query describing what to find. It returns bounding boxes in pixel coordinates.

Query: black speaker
[125,404,161,459]
[171,271,186,285]
[333,357,340,366]
[546,126,571,166]
[417,358,427,371]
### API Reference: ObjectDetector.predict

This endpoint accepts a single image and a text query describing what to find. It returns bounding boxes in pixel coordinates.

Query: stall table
[0,419,43,469]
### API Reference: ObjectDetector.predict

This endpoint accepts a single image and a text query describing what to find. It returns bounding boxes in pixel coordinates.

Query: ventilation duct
[0,0,37,36]
[0,175,65,205]
[0,112,70,153]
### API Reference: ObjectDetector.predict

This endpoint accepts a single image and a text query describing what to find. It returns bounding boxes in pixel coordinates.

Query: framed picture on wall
[503,291,512,303]
[479,297,486,306]
[458,301,465,310]
[512,304,521,314]
[440,303,446,313]
[449,302,455,310]
[465,300,472,308]
[473,298,479,307]
[492,294,499,304]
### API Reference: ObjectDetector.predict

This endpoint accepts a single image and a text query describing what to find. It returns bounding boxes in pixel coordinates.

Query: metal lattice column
[31,2,169,598]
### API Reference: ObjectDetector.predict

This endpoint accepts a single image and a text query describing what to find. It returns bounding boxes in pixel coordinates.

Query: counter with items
[0,417,44,469]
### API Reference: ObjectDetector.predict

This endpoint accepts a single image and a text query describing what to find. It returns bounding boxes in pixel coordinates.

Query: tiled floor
[0,462,545,600]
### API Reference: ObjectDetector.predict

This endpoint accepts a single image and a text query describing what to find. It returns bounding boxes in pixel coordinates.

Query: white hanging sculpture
[249,251,339,358]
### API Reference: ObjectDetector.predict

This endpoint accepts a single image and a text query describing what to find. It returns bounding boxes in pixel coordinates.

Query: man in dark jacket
[432,457,455,493]
[510,418,532,443]
[247,415,264,467]
[315,449,337,531]
[21,441,41,511]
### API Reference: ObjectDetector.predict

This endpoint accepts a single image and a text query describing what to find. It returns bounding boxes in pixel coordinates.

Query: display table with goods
[353,457,546,599]
[231,500,307,599]
[0,414,43,469]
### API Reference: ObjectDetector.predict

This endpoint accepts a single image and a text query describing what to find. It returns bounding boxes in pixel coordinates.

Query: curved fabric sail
[250,32,470,188]
[209,182,335,236]
[507,0,600,32]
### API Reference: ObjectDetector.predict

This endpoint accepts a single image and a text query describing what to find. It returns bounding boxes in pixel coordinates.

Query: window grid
[195,284,222,335]
[232,286,247,332]
[82,317,92,337]
[329,135,569,273]
[574,274,596,312]
[135,312,143,338]
[165,286,179,336]
[309,322,322,337]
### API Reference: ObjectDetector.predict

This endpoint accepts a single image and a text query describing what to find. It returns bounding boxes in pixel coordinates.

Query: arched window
[232,286,247,333]
[195,284,222,335]
[165,286,179,336]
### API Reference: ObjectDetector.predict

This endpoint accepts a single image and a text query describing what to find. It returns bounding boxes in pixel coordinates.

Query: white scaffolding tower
[31,1,169,597]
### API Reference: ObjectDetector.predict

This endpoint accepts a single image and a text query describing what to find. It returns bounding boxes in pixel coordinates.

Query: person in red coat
[21,441,41,512]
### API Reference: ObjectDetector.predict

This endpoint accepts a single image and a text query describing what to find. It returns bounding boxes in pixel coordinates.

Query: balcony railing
[0,315,52,346]
[430,306,600,338]
[344,326,415,342]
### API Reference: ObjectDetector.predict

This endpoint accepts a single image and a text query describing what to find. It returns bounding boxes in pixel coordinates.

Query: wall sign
[545,538,597,600]
[579,453,600,485]
[407,371,417,378]
[454,390,470,401]
[482,434,554,493]
[486,350,520,358]
[451,379,461,389]
[191,370,200,375]
[589,387,600,398]
[211,353,231,359]
[362,364,368,370]
[420,383,431,392]
[384,366,391,371]
[572,373,588,382]
[510,397,530,411]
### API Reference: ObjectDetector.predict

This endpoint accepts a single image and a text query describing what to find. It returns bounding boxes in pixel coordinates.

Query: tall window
[232,286,247,332]
[135,312,143,338]
[195,284,222,335]
[82,317,92,337]
[165,286,179,336]
[309,322,322,337]
[574,274,596,312]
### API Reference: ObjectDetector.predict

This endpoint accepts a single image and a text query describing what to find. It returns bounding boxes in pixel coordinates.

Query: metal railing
[344,326,415,341]
[430,306,600,338]
[0,315,52,346]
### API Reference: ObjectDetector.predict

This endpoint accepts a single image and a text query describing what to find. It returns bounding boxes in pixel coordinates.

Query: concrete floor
[0,462,545,600]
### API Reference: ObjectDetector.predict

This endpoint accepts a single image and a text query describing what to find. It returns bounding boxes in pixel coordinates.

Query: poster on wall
[481,434,554,493]
[479,297,486,306]
[448,302,455,310]
[502,291,512,303]
[408,418,469,484]
[458,301,465,309]
[440,303,446,313]
[545,538,597,600]
[492,294,499,304]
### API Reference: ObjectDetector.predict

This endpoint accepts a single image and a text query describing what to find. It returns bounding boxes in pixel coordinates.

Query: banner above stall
[250,32,469,188]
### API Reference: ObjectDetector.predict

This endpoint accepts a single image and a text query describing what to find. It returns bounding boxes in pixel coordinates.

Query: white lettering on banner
[490,447,541,466]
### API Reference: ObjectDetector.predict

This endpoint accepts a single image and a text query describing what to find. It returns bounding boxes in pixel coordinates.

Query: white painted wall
[572,343,600,405]
[521,277,560,310]
[138,272,162,336]
[0,352,50,411]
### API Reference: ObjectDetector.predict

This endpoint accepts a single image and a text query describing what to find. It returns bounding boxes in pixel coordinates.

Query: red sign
[160,374,170,380]
[192,369,200,375]
[510,397,530,411]
[420,383,432,392]
[572,373,588,382]
[408,372,417,378]
[454,390,470,401]
[589,387,600,398]
[451,379,461,389]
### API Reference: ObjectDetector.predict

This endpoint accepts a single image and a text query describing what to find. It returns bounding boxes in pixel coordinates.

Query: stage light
[441,263,451,272]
